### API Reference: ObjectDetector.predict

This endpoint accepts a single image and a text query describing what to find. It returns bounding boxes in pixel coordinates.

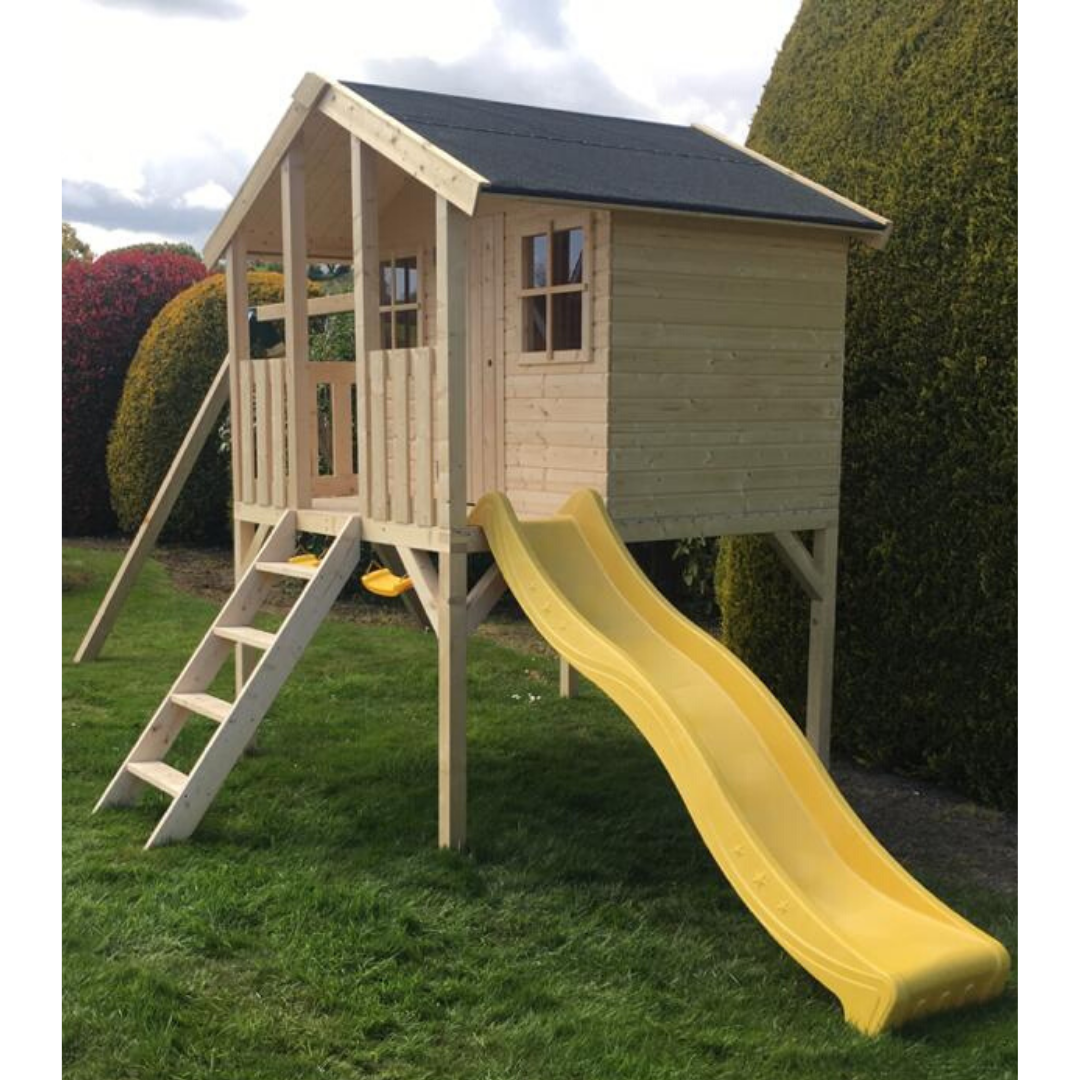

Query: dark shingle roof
[342,82,884,233]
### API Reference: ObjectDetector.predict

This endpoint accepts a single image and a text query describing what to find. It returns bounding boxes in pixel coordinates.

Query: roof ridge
[342,79,696,132]
[384,112,756,168]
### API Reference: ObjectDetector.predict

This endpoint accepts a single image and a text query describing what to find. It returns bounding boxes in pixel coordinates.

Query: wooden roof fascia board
[202,74,330,268]
[691,122,893,250]
[315,79,486,217]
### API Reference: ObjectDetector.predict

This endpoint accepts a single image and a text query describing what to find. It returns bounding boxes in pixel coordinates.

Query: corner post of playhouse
[806,525,840,767]
[351,135,379,517]
[225,237,259,690]
[281,135,312,508]
[436,193,469,850]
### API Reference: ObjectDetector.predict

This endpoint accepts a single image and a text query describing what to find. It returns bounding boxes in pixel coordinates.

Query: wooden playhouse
[79,74,890,850]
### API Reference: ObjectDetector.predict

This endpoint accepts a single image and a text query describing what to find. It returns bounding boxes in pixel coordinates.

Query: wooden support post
[436,195,469,850]
[282,138,312,508]
[559,658,580,699]
[351,136,379,518]
[805,526,839,767]
[766,530,825,601]
[225,239,258,691]
[73,357,230,663]
[465,563,507,636]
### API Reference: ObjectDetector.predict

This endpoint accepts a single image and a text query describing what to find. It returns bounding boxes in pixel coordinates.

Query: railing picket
[239,360,254,504]
[414,349,434,526]
[391,350,411,522]
[254,361,270,506]
[370,351,388,519]
[270,357,287,508]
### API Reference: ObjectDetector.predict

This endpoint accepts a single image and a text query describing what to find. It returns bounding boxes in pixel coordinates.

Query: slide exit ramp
[470,489,1009,1035]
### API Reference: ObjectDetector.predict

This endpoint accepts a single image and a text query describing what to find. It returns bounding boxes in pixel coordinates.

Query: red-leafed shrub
[62,249,206,535]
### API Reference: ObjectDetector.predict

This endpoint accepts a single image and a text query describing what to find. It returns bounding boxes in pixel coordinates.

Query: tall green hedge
[716,0,1017,807]
[107,273,317,544]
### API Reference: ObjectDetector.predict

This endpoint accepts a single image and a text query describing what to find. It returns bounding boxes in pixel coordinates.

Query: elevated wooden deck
[234,496,488,550]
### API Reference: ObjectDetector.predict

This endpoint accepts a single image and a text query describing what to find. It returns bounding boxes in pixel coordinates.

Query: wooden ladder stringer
[94,511,362,850]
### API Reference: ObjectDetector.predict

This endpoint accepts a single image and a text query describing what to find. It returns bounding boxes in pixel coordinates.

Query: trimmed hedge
[62,249,206,535]
[106,241,203,261]
[716,0,1017,807]
[107,272,319,544]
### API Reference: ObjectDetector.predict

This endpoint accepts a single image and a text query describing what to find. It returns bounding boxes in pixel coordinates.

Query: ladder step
[214,625,277,650]
[171,692,232,724]
[126,760,188,798]
[256,560,318,580]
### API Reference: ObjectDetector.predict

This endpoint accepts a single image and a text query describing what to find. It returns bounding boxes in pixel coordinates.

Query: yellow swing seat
[288,553,321,568]
[361,567,414,597]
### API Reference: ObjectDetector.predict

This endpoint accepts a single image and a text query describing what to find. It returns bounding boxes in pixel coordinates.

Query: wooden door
[467,213,505,503]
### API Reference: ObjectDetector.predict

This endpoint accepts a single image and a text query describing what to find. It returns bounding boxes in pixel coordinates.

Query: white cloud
[62,0,799,250]
[180,181,233,211]
[67,221,177,256]
[88,0,247,19]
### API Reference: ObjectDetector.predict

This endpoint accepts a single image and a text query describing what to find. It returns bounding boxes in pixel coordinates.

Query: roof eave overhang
[202,73,488,268]
[478,188,890,246]
[691,122,893,250]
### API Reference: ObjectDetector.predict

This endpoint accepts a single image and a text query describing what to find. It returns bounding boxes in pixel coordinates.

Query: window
[521,222,587,358]
[379,254,421,348]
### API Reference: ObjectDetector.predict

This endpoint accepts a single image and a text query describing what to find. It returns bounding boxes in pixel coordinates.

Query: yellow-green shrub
[107,273,319,543]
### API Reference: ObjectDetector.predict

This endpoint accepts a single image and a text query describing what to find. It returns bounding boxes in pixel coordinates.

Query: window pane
[379,261,393,305]
[523,295,547,352]
[552,292,582,351]
[553,227,584,285]
[524,233,548,288]
[395,309,418,348]
[395,256,418,303]
[380,311,393,349]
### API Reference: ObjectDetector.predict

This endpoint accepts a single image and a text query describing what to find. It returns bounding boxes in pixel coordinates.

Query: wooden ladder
[95,510,361,848]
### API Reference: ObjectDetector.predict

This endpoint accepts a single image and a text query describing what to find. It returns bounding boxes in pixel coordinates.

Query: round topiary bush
[715,0,1017,807]
[62,249,206,535]
[107,272,320,544]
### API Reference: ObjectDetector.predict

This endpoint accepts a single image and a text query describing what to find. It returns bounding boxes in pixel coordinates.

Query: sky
[61,0,801,256]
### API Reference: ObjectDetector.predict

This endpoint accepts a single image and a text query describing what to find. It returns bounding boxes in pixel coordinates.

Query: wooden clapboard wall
[606,211,848,541]
[481,197,613,519]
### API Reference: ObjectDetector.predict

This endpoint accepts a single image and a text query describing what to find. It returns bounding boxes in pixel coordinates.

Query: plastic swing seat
[288,553,321,568]
[361,566,414,597]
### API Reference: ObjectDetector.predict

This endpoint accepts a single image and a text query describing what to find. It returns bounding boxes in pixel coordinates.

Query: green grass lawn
[63,546,1017,1080]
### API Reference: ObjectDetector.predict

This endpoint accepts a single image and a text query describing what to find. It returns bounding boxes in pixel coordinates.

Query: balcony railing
[235,347,437,528]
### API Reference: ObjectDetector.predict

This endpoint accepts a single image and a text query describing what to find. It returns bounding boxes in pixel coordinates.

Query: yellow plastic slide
[470,489,1009,1035]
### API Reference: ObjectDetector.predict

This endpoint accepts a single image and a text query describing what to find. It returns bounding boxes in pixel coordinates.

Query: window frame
[378,249,424,350]
[516,212,592,365]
